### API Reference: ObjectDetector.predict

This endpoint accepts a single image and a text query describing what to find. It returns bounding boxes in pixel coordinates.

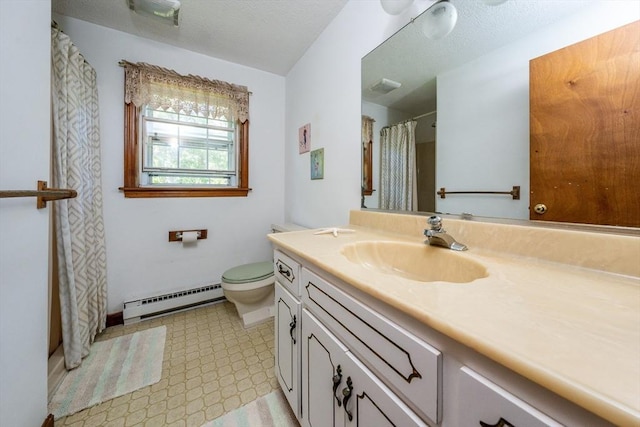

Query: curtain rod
[412,110,437,120]
[380,110,437,131]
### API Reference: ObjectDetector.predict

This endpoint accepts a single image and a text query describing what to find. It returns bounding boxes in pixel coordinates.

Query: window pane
[179,114,208,126]
[146,108,177,121]
[179,147,207,170]
[209,128,233,140]
[179,124,207,140]
[148,174,230,186]
[208,148,231,170]
[147,121,177,138]
[210,118,233,129]
[151,142,178,168]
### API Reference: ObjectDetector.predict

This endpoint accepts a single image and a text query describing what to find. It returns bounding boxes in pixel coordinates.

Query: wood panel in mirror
[530,21,640,227]
[363,139,373,196]
[362,115,375,197]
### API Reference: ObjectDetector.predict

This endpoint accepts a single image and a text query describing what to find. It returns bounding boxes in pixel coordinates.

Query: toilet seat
[221,261,274,291]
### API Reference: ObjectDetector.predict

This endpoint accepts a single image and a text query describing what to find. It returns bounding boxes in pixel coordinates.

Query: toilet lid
[222,261,274,284]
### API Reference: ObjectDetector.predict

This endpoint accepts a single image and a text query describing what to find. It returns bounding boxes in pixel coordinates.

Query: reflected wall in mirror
[362,0,639,228]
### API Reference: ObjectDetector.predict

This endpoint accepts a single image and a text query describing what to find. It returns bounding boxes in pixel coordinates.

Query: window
[120,61,250,198]
[141,106,237,186]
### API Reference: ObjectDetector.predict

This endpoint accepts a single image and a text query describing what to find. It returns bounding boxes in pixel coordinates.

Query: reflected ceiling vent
[370,78,402,94]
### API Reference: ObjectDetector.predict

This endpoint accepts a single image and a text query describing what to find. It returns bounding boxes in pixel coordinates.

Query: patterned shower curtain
[379,120,418,211]
[51,26,107,370]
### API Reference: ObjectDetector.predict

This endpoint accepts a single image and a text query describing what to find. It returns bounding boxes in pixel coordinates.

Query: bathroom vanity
[269,210,640,427]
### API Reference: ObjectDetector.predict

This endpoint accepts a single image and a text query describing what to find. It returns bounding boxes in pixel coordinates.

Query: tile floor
[54,301,278,427]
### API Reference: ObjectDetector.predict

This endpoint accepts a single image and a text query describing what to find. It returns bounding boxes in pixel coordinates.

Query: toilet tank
[271,223,308,233]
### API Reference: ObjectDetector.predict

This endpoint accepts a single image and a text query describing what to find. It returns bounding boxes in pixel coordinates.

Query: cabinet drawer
[301,268,441,424]
[274,250,300,297]
[458,367,563,427]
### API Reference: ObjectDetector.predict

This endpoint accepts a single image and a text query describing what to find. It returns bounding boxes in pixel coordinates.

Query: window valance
[121,60,250,123]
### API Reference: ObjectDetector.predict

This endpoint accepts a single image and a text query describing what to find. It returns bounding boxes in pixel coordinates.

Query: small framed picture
[310,148,324,180]
[299,123,311,154]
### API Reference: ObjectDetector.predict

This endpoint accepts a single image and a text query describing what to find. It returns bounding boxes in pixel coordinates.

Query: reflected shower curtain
[379,120,418,211]
[51,26,107,369]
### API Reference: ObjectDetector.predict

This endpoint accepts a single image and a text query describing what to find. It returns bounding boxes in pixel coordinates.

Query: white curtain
[379,120,418,211]
[51,26,108,370]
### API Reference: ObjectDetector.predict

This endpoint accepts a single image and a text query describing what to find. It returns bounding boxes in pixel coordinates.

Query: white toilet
[221,223,306,328]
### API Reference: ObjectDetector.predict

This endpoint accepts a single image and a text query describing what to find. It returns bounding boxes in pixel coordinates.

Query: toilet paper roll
[181,231,199,244]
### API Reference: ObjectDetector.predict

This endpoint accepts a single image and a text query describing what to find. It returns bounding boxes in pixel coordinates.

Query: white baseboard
[48,345,66,399]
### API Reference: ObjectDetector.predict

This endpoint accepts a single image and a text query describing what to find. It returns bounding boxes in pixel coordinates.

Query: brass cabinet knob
[533,204,547,214]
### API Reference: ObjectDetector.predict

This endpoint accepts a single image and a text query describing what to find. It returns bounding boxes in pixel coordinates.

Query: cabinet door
[302,309,427,427]
[301,309,348,427]
[275,282,301,419]
[341,352,428,427]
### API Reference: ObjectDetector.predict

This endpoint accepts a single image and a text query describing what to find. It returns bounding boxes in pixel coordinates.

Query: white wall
[436,1,640,219]
[0,1,51,426]
[53,16,286,313]
[285,0,435,227]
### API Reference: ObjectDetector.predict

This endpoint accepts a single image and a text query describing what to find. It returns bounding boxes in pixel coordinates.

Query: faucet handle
[427,215,443,231]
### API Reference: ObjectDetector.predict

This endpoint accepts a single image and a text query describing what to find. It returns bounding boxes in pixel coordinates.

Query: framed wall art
[310,148,324,180]
[299,123,311,154]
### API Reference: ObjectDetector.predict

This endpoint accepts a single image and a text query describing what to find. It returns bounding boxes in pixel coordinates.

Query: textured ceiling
[52,0,349,76]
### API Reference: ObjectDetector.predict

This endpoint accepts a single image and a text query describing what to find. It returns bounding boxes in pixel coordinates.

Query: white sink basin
[340,241,488,283]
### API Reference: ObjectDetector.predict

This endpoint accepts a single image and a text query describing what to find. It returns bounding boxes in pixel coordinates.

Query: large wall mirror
[362,0,639,229]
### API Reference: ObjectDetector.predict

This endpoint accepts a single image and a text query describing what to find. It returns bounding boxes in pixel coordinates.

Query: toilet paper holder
[169,229,207,242]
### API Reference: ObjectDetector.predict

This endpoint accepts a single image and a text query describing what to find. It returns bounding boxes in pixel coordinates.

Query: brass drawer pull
[480,417,515,427]
[342,376,354,421]
[332,365,343,407]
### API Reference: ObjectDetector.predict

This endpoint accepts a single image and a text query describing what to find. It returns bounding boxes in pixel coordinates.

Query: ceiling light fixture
[422,0,458,40]
[128,0,181,26]
[380,0,414,16]
[370,78,402,94]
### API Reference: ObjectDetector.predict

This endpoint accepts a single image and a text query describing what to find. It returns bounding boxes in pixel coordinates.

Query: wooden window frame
[362,138,374,196]
[120,103,250,198]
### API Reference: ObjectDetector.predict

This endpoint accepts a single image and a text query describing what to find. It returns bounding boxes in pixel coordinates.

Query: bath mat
[48,326,166,419]
[202,390,299,427]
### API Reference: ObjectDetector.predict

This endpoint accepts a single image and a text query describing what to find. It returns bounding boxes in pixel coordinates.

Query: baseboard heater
[123,284,225,325]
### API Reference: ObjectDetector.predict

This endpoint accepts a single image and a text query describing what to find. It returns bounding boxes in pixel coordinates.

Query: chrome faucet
[424,216,468,251]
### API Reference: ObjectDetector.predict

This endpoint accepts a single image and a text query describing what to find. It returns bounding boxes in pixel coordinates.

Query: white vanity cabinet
[274,250,302,418]
[301,308,427,427]
[272,247,613,427]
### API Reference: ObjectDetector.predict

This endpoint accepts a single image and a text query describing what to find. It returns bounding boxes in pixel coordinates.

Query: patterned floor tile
[54,302,277,426]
